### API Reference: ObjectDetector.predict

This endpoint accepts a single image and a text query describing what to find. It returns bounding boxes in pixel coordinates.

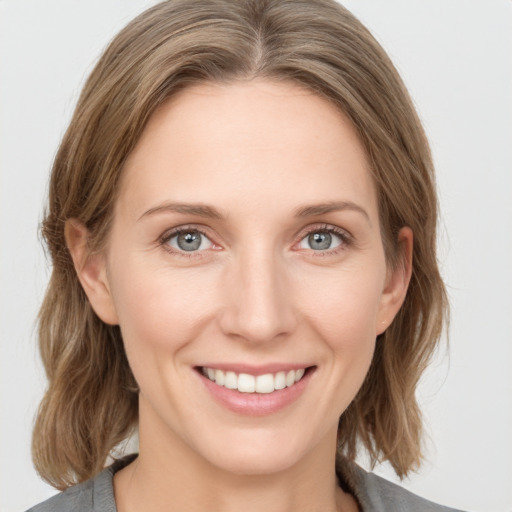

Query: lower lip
[196,368,315,416]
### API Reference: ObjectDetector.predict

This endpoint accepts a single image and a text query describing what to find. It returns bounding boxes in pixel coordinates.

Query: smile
[196,365,316,416]
[201,367,306,394]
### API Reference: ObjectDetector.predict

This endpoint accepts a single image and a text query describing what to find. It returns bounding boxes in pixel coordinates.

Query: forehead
[118,79,378,222]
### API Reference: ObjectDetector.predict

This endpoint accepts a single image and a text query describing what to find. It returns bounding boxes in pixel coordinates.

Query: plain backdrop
[1,1,511,511]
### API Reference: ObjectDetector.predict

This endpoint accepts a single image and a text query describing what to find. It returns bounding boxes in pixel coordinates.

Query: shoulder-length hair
[33,0,448,490]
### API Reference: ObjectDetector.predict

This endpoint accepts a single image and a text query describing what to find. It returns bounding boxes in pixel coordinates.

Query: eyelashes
[165,227,215,253]
[158,223,353,260]
[297,226,350,253]
[158,226,217,259]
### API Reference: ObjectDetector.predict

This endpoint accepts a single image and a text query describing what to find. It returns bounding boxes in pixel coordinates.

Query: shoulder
[26,455,137,512]
[25,478,96,512]
[336,457,466,512]
[358,471,466,512]
[27,480,94,512]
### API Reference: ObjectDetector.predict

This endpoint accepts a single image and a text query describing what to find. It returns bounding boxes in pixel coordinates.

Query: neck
[114,400,357,512]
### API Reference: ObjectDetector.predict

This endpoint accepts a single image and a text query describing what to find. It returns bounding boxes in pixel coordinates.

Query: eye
[167,229,214,252]
[298,228,345,251]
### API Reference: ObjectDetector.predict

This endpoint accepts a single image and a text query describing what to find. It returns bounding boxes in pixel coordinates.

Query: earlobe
[376,227,413,335]
[64,219,119,325]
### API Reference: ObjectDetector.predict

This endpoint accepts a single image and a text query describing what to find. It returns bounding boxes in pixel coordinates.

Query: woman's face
[79,80,410,475]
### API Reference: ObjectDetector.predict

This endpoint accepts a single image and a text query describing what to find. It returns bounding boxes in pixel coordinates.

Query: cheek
[294,264,385,349]
[109,258,220,357]
[289,265,382,419]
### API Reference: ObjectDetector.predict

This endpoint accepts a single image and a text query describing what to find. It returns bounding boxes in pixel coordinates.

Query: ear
[376,227,413,335]
[65,219,119,325]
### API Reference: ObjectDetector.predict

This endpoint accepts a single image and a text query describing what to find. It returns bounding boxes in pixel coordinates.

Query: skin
[67,80,412,512]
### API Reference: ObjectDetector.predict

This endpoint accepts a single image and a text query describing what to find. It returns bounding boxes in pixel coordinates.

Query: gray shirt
[26,454,465,512]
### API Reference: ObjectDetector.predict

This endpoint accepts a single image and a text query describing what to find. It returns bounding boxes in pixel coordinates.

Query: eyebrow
[139,200,370,223]
[139,202,226,221]
[294,201,371,223]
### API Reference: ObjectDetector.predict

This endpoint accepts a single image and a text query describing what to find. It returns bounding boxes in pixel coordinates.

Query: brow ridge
[139,200,370,223]
[293,201,370,222]
[139,202,225,221]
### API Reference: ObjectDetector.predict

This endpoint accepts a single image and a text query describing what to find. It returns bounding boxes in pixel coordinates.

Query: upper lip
[196,363,315,376]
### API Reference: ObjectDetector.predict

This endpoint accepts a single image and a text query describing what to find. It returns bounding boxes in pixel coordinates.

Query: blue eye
[299,230,344,251]
[167,230,213,252]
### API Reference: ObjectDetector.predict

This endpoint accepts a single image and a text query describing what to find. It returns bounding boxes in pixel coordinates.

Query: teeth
[214,369,225,386]
[202,367,308,394]
[274,371,286,390]
[255,373,274,394]
[224,371,238,389]
[238,373,255,392]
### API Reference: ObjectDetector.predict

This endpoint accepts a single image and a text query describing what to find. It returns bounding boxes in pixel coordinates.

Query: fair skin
[66,80,412,512]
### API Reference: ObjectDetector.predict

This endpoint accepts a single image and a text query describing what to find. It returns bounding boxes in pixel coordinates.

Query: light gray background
[1,1,511,511]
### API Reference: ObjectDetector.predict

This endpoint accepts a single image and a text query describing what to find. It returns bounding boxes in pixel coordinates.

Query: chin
[207,446,304,476]
[191,425,323,477]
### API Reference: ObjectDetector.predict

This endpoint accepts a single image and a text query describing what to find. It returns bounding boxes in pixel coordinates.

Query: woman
[28,0,461,510]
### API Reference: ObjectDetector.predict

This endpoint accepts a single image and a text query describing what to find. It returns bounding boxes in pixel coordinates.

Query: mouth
[194,364,316,415]
[198,366,312,394]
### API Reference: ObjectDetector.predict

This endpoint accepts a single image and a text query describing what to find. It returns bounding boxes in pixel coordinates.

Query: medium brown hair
[33,0,448,490]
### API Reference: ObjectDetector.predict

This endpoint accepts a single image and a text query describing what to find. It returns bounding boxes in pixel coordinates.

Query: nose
[218,246,298,344]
